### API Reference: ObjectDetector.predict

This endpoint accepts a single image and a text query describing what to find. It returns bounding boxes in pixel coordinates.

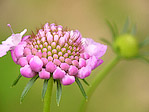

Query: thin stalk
[80,56,121,112]
[43,78,53,112]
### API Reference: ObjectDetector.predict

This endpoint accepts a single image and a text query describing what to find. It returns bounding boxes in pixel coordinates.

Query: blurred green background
[0,0,149,112]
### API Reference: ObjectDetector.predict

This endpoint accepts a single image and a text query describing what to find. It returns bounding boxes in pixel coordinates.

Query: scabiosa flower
[6,23,107,84]
[0,23,107,105]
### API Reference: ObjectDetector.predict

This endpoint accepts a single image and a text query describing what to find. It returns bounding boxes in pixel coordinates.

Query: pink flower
[1,23,107,86]
[0,24,27,57]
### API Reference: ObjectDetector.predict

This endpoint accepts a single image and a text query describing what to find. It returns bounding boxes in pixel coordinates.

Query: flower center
[24,23,83,66]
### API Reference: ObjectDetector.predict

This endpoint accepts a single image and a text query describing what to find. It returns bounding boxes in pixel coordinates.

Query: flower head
[1,23,107,105]
[6,23,107,85]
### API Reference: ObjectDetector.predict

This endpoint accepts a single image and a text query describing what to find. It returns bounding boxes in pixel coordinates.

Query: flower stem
[80,56,121,112]
[43,78,53,112]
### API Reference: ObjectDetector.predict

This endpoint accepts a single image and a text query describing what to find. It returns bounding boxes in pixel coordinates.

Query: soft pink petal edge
[82,38,107,58]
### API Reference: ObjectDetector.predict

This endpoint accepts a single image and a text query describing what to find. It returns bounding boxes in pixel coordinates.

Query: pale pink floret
[26,55,34,62]
[38,29,45,37]
[79,58,86,68]
[86,56,99,70]
[60,63,70,71]
[82,38,107,58]
[53,59,61,66]
[39,69,50,79]
[35,52,42,58]
[83,52,90,59]
[86,56,103,70]
[63,32,69,41]
[77,66,91,79]
[20,65,36,78]
[41,58,48,66]
[0,45,10,57]
[72,60,79,67]
[22,35,31,41]
[44,23,50,32]
[14,45,25,58]
[61,74,75,85]
[18,57,28,67]
[29,56,43,72]
[94,59,104,69]
[68,66,78,76]
[46,61,56,73]
[1,23,107,85]
[46,32,53,44]
[53,67,66,79]
[0,28,27,57]
[32,48,37,55]
[59,37,65,46]
[24,48,32,56]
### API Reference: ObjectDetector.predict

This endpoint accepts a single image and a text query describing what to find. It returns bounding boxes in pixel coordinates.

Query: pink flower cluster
[1,23,107,85]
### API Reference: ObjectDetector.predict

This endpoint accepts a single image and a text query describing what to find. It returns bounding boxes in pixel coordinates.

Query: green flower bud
[114,34,139,58]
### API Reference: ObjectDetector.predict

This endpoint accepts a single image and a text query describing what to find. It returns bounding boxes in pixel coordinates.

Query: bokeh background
[0,0,149,112]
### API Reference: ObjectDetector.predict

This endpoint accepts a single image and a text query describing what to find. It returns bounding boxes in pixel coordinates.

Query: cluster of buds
[0,23,107,86]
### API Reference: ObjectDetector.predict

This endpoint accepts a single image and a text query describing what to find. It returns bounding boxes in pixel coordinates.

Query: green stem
[80,56,121,112]
[43,78,53,112]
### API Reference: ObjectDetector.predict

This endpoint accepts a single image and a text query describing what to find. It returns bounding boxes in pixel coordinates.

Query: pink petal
[22,35,31,41]
[60,63,70,71]
[18,57,28,67]
[95,59,104,69]
[46,32,53,44]
[14,44,25,58]
[82,38,107,58]
[53,67,66,79]
[53,59,61,66]
[29,56,43,72]
[72,60,79,67]
[61,74,75,85]
[2,35,14,46]
[0,45,10,57]
[46,61,56,73]
[26,54,34,62]
[0,28,27,58]
[77,66,91,79]
[68,66,78,76]
[12,29,27,45]
[59,37,65,46]
[10,50,18,64]
[86,56,104,70]
[79,58,86,68]
[24,47,32,56]
[20,65,36,78]
[39,69,50,79]
[41,58,48,66]
[86,56,98,70]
